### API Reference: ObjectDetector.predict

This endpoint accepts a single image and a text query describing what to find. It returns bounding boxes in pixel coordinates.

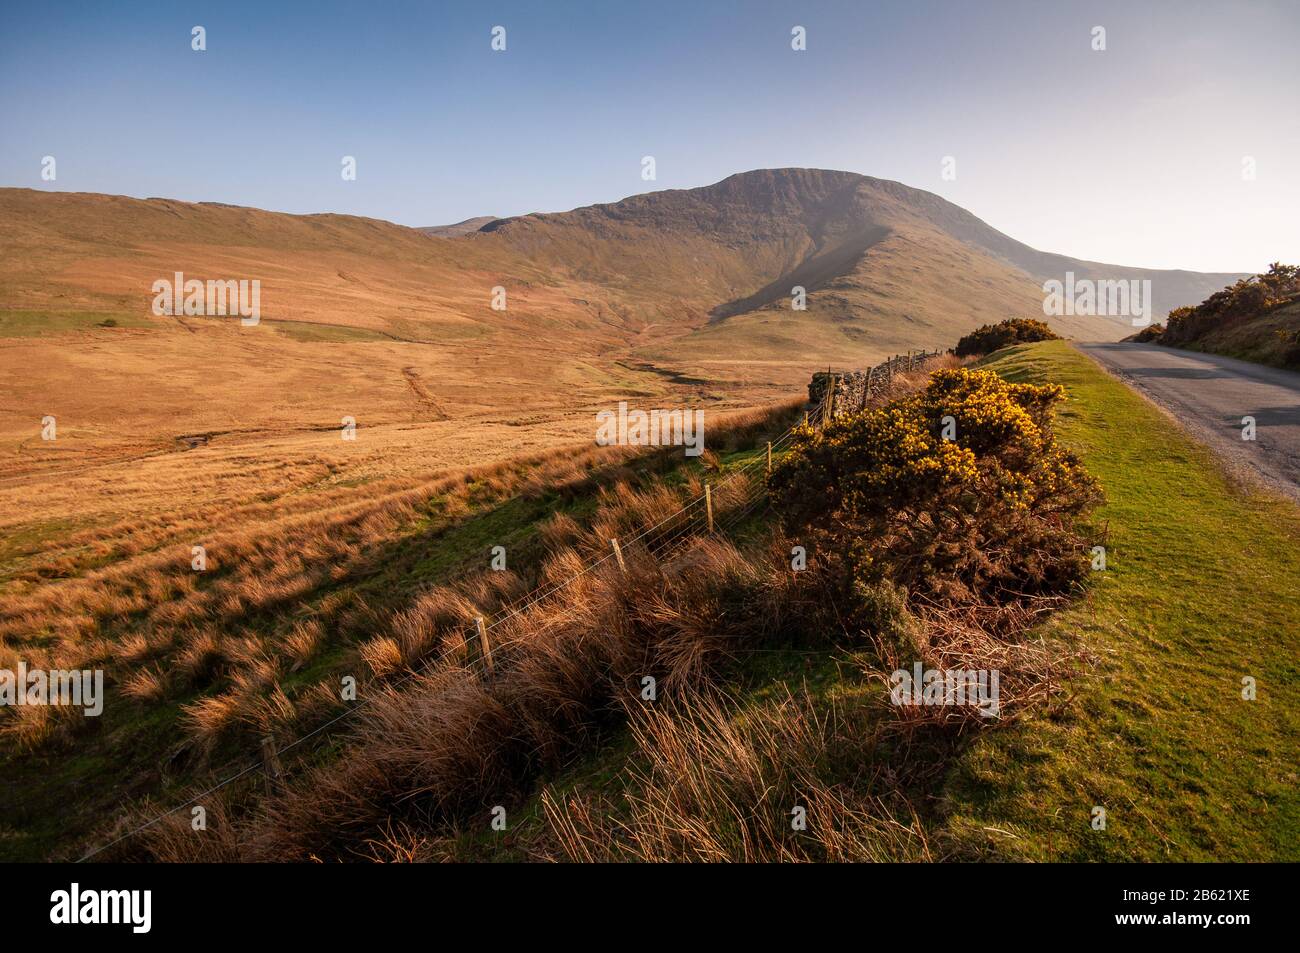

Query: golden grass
[539,689,934,862]
[1,400,794,772]
[100,447,804,861]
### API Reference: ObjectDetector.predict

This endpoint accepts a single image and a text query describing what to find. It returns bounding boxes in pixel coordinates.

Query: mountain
[473,169,1241,368]
[0,170,1245,477]
[2,170,1239,350]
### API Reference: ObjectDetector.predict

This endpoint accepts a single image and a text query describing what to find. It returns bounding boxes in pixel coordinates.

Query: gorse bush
[769,368,1101,605]
[954,318,1060,357]
[1126,322,1165,343]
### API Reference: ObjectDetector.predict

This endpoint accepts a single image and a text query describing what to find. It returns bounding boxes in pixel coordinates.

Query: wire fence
[78,347,946,861]
[811,347,948,419]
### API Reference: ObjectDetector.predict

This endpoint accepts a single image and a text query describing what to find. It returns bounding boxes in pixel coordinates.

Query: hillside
[0,170,1240,537]
[2,170,1239,352]
[1184,297,1300,367]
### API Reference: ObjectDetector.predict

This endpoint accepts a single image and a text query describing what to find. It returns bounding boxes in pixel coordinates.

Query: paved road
[1078,343,1300,500]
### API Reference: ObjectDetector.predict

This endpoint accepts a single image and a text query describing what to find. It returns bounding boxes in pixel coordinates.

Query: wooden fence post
[705,483,714,533]
[611,537,626,573]
[766,441,772,476]
[261,735,283,792]
[475,615,494,675]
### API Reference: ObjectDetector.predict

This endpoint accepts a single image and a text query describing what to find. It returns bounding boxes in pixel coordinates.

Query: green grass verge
[0,310,152,336]
[266,319,391,343]
[939,339,1300,860]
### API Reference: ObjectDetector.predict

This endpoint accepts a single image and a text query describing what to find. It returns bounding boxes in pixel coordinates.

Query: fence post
[705,483,714,533]
[766,440,772,476]
[475,615,494,675]
[611,537,626,573]
[261,735,283,792]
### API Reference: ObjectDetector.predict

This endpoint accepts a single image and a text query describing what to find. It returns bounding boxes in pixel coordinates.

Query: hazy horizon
[3,0,1297,273]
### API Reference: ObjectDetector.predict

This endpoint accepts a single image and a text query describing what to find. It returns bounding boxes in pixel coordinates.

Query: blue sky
[2,0,1296,271]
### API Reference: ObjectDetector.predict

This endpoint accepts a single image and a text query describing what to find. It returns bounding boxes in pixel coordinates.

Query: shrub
[768,367,1101,605]
[1278,328,1300,368]
[1125,323,1164,343]
[954,318,1060,357]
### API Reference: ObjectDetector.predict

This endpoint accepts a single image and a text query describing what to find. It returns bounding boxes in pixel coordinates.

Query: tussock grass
[539,688,934,862]
[3,398,799,861]
[127,506,805,860]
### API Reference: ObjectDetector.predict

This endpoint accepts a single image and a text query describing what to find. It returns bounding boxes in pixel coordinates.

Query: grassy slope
[1172,298,1300,370]
[635,227,1122,380]
[0,444,610,861]
[940,340,1300,860]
